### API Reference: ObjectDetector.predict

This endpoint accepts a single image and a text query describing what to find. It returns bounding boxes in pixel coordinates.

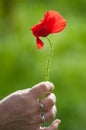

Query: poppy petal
[31,10,66,49]
[36,37,44,49]
[42,10,66,33]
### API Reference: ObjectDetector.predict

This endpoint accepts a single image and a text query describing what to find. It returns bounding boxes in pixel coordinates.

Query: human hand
[0,81,61,130]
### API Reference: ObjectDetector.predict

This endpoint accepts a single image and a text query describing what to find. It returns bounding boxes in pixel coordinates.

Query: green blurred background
[0,0,86,130]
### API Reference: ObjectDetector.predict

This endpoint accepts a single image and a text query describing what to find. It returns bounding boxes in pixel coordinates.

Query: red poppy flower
[31,10,66,49]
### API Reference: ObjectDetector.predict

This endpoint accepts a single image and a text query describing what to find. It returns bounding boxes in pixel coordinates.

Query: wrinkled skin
[0,81,61,130]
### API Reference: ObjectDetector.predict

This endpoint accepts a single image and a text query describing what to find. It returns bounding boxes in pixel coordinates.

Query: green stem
[45,37,53,81]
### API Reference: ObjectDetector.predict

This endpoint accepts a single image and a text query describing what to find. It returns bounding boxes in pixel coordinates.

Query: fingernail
[45,81,55,90]
[56,119,61,124]
[54,119,61,126]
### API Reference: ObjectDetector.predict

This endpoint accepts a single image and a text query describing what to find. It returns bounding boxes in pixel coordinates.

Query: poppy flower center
[38,25,50,37]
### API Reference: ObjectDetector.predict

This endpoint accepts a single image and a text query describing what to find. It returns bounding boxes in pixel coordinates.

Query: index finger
[29,81,55,99]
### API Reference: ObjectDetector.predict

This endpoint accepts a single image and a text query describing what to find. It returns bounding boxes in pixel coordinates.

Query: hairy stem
[45,37,53,81]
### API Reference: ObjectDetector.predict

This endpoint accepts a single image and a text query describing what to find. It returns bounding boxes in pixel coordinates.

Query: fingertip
[45,81,55,90]
[51,119,61,129]
[42,119,61,130]
[53,119,61,124]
